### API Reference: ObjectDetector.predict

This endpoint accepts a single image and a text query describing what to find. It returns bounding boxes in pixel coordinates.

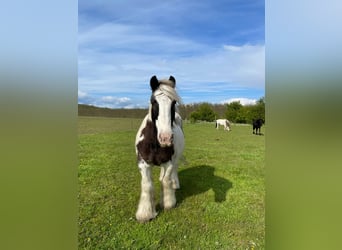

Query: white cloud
[78,2,264,108]
[78,90,96,104]
[221,98,257,106]
[100,96,131,105]
[223,45,242,52]
[78,89,142,108]
[172,44,265,88]
[95,96,137,109]
[78,90,87,98]
[78,26,264,94]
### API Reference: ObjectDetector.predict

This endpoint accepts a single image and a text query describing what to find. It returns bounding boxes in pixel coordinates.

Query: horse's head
[149,75,180,147]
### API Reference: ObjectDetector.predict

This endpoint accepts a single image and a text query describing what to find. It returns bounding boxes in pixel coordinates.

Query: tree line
[179,97,265,124]
[78,96,265,124]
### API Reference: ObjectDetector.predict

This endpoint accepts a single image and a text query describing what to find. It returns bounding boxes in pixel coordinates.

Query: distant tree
[225,101,243,123]
[179,103,199,120]
[189,111,200,123]
[212,103,226,118]
[249,97,265,123]
[235,105,248,123]
[224,97,265,124]
[179,97,265,124]
[190,103,217,122]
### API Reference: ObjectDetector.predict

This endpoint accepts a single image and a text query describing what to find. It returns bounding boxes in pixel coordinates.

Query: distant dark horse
[252,118,264,135]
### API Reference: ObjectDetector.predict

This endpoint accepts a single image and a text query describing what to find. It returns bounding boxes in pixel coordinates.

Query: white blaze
[155,94,173,146]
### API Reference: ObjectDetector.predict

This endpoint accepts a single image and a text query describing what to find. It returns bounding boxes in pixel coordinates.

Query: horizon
[78,0,265,109]
[78,96,265,110]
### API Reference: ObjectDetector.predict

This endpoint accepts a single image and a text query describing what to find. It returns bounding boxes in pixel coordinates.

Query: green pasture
[78,116,265,249]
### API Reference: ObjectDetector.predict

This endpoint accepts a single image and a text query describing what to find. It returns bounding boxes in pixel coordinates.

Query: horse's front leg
[136,160,157,222]
[171,164,180,189]
[159,161,176,210]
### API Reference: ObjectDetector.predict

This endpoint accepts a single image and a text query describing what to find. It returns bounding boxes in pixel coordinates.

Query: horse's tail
[215,121,217,128]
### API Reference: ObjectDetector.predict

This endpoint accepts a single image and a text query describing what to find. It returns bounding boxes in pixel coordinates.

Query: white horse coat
[215,119,231,131]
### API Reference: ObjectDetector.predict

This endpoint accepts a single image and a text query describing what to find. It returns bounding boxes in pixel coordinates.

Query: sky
[78,0,264,109]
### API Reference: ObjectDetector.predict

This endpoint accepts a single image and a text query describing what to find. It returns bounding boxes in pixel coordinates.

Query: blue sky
[78,0,264,108]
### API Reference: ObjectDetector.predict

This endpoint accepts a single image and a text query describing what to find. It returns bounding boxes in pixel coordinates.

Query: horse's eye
[171,101,176,109]
[151,98,157,105]
[171,100,176,109]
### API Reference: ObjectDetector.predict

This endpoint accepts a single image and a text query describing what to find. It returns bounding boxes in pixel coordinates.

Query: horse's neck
[174,112,182,128]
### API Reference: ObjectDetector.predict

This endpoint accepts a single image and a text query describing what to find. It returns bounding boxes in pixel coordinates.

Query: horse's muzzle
[158,133,173,147]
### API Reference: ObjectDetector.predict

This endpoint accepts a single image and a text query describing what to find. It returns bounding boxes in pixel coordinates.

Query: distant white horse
[215,119,231,131]
[135,75,184,223]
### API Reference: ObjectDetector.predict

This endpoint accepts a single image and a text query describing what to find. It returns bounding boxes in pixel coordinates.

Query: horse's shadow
[176,165,232,204]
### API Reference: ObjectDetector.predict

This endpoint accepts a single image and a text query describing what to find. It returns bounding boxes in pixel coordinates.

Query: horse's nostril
[158,133,173,145]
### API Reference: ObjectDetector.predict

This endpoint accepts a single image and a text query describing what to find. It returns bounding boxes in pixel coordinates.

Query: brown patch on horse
[137,120,174,165]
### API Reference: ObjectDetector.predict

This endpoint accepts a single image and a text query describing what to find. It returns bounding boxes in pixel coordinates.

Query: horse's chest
[136,121,174,165]
[137,140,174,165]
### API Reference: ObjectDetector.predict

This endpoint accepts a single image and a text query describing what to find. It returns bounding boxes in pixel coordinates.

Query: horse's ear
[150,75,159,91]
[169,75,176,88]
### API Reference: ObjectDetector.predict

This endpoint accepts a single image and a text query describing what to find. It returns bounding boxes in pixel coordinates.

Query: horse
[252,118,264,135]
[215,119,231,131]
[135,75,184,222]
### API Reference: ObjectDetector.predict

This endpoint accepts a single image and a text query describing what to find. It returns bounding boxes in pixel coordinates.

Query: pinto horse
[215,119,231,131]
[252,118,264,135]
[135,75,184,222]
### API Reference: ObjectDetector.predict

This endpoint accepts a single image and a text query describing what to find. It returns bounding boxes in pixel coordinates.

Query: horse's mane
[153,79,182,104]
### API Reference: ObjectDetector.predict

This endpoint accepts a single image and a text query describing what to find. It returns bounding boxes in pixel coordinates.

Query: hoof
[135,209,158,223]
[163,205,175,211]
[135,211,157,223]
[162,201,176,210]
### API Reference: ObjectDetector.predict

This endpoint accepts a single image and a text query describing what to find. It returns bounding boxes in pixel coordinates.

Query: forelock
[158,78,174,88]
[153,82,182,104]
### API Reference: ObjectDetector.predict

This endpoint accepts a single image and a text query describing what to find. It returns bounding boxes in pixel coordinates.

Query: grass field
[78,116,265,249]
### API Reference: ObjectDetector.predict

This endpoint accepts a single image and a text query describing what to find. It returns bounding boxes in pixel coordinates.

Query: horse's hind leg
[136,160,157,222]
[160,162,176,210]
